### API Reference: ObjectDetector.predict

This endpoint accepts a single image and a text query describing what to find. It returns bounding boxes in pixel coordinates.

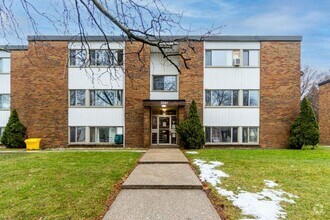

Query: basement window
[242,127,259,143]
[90,127,123,143]
[205,127,238,143]
[69,127,86,143]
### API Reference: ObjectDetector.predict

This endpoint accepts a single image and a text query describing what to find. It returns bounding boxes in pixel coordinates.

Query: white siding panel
[150,53,179,75]
[68,41,124,50]
[0,75,10,93]
[0,111,10,127]
[150,92,178,100]
[205,42,260,50]
[0,51,10,58]
[204,108,259,126]
[204,68,260,89]
[69,108,124,126]
[68,68,124,90]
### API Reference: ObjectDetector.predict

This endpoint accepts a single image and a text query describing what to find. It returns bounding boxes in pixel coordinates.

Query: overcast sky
[1,0,329,70]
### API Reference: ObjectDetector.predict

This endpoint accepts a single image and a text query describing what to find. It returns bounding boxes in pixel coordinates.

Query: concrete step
[139,151,188,164]
[122,164,202,189]
[103,189,221,220]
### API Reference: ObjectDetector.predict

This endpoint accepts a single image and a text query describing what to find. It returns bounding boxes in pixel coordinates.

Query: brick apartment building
[0,35,302,148]
[319,80,330,145]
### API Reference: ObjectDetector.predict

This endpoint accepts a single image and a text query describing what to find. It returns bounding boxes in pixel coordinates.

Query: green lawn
[186,148,330,220]
[0,151,141,219]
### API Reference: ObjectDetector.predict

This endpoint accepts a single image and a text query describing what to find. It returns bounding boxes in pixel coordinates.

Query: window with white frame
[89,49,123,66]
[0,58,10,73]
[69,50,87,67]
[69,127,86,143]
[70,90,86,106]
[205,127,238,143]
[242,127,258,143]
[90,90,122,106]
[153,75,177,91]
[243,90,259,106]
[205,90,239,106]
[90,127,122,143]
[0,94,10,109]
[243,50,259,66]
[206,50,234,67]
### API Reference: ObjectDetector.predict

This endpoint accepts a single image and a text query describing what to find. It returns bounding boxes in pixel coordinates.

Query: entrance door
[151,115,177,145]
[158,116,170,144]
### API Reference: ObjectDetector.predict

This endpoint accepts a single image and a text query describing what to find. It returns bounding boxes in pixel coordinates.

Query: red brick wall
[179,42,204,118]
[319,82,330,145]
[11,41,68,148]
[260,41,301,148]
[125,42,150,148]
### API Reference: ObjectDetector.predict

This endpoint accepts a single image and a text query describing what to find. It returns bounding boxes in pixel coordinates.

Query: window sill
[68,143,122,145]
[205,142,259,145]
[204,106,259,108]
[205,66,259,68]
[68,66,123,68]
[0,109,10,111]
[0,72,10,75]
[69,106,123,108]
[151,90,178,93]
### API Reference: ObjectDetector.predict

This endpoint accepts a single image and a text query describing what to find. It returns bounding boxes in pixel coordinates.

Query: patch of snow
[264,180,278,188]
[194,159,299,220]
[186,151,199,154]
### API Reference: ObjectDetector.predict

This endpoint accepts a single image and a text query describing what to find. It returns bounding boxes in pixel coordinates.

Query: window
[90,90,122,106]
[69,50,87,66]
[90,127,122,143]
[0,58,10,73]
[243,50,259,66]
[205,90,238,106]
[70,90,86,106]
[89,49,123,66]
[206,50,233,67]
[242,127,259,143]
[243,90,259,106]
[69,127,86,143]
[0,127,4,141]
[205,127,238,143]
[153,75,177,91]
[0,94,10,109]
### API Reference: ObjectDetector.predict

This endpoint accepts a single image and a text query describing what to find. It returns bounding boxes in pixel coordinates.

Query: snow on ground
[186,151,199,154]
[193,159,299,220]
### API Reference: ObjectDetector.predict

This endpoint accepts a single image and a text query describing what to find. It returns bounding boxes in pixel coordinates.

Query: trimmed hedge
[1,109,26,148]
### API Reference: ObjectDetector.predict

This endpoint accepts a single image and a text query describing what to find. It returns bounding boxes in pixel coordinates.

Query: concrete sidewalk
[103,148,220,220]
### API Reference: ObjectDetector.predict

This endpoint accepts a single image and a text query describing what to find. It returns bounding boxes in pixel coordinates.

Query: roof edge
[27,35,302,42]
[0,45,28,51]
[318,79,330,86]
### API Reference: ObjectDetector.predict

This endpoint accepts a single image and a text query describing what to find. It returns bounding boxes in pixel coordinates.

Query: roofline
[27,35,302,42]
[318,79,330,86]
[0,45,28,51]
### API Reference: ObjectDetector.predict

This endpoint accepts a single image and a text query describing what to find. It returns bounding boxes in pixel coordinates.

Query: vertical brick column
[319,81,330,145]
[260,41,300,148]
[11,41,69,148]
[179,42,204,119]
[143,107,151,148]
[125,42,150,148]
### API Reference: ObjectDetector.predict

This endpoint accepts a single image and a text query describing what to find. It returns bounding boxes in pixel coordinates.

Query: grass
[0,151,141,219]
[186,147,330,220]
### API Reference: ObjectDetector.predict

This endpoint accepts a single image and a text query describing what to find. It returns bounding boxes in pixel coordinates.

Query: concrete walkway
[103,148,220,220]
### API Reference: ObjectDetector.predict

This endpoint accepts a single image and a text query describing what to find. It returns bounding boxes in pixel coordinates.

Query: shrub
[176,100,205,149]
[289,98,319,149]
[0,109,27,148]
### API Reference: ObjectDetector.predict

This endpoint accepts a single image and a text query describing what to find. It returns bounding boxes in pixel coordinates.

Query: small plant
[1,109,27,148]
[289,98,319,149]
[176,100,205,149]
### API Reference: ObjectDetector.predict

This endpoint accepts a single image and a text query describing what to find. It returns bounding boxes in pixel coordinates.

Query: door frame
[151,113,177,146]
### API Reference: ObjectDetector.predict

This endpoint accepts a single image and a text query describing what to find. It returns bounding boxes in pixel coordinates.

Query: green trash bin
[114,134,123,144]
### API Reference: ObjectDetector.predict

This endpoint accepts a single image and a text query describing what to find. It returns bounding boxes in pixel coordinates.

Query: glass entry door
[151,115,177,145]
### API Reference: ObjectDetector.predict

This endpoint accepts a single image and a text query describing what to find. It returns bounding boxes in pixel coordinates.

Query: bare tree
[0,0,221,73]
[301,65,330,119]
